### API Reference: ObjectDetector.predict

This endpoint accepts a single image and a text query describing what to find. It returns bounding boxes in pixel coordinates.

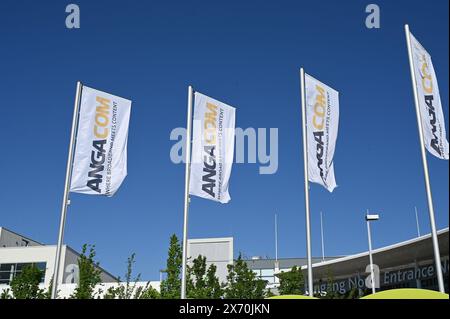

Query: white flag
[70,86,132,196]
[189,92,236,203]
[305,74,339,192]
[410,32,449,160]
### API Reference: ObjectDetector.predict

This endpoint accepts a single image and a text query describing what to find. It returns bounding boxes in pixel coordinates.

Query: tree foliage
[276,266,305,295]
[186,255,223,299]
[136,283,160,299]
[103,253,160,299]
[0,288,12,299]
[160,234,182,299]
[206,263,223,299]
[70,244,102,299]
[9,264,46,299]
[223,254,267,299]
[104,253,140,299]
[342,287,361,299]
[323,267,338,299]
[317,268,363,299]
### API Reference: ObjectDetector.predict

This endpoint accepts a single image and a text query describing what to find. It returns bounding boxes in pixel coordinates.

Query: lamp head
[366,214,380,221]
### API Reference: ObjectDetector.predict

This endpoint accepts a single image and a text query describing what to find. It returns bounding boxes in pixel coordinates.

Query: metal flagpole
[274,213,280,285]
[405,24,445,293]
[181,85,194,299]
[366,210,376,295]
[320,211,325,262]
[300,68,314,297]
[51,81,83,299]
[275,213,278,262]
[415,206,421,237]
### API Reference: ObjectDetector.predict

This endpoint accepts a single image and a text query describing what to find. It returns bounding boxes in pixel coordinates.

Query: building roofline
[303,227,449,270]
[242,256,341,262]
[188,237,234,243]
[0,226,44,246]
[59,245,119,282]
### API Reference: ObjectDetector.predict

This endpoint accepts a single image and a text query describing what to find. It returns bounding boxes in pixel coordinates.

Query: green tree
[121,253,140,299]
[266,288,275,298]
[10,264,46,299]
[318,267,341,299]
[224,254,267,299]
[206,263,223,299]
[136,283,160,299]
[70,244,102,299]
[186,255,223,299]
[343,287,360,299]
[103,253,160,299]
[105,253,141,299]
[1,288,12,299]
[160,234,182,299]
[276,266,305,295]
[186,255,207,298]
[41,278,54,299]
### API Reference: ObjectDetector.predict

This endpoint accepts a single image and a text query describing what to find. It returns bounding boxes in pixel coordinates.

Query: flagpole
[300,68,314,297]
[405,24,444,293]
[320,211,325,262]
[181,85,194,299]
[51,81,83,299]
[415,206,421,237]
[275,213,278,262]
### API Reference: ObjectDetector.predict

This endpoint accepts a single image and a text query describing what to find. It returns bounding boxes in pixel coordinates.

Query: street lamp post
[366,211,379,294]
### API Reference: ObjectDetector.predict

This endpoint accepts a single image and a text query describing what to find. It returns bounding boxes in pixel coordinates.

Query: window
[421,277,438,291]
[0,262,46,285]
[253,269,261,277]
[0,264,13,284]
[261,269,274,277]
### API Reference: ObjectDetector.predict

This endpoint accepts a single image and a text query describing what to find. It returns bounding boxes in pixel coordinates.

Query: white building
[0,228,230,298]
[244,228,449,294]
[0,227,117,288]
[187,237,233,283]
[0,227,162,298]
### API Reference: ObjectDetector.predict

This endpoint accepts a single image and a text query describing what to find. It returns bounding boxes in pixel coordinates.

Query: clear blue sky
[0,0,448,281]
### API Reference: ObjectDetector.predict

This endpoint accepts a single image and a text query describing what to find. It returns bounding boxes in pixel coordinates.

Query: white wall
[187,237,233,283]
[0,245,116,286]
[0,245,56,285]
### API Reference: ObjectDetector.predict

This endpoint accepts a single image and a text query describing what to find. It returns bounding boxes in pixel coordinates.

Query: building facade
[0,227,117,287]
[1,226,448,297]
[308,228,449,294]
[244,228,449,295]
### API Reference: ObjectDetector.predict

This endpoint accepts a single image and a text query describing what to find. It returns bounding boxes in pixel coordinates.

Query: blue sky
[0,0,448,281]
